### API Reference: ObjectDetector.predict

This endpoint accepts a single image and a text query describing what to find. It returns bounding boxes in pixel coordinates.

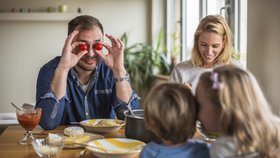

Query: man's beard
[76,56,100,71]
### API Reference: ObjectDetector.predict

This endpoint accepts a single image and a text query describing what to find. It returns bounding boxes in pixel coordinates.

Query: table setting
[0,103,206,158]
[0,103,148,158]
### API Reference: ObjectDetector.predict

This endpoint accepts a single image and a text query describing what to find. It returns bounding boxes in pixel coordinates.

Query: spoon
[10,102,24,112]
[127,99,136,117]
[79,149,87,158]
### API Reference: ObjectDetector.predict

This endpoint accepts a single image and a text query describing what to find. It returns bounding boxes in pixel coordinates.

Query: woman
[196,64,280,158]
[169,15,242,89]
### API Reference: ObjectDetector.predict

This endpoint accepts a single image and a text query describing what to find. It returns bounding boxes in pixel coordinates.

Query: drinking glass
[16,107,42,145]
[196,121,218,142]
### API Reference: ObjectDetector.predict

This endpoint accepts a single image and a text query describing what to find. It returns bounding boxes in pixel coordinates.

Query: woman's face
[198,31,224,68]
[196,83,221,134]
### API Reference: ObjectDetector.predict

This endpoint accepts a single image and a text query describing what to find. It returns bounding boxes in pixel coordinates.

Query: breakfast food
[95,119,123,127]
[79,43,88,51]
[16,108,42,131]
[63,126,92,145]
[47,133,63,145]
[64,134,90,145]
[64,126,84,137]
[95,43,103,51]
[32,138,64,157]
[36,145,60,156]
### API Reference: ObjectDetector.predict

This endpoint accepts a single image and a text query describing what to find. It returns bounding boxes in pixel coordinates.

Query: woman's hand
[184,82,192,89]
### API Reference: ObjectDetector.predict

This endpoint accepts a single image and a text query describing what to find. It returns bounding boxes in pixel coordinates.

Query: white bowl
[32,138,64,157]
[80,119,124,134]
[86,138,145,158]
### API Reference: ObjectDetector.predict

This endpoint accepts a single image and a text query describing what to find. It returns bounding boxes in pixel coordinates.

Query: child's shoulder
[140,141,210,158]
[187,139,209,147]
[184,139,210,157]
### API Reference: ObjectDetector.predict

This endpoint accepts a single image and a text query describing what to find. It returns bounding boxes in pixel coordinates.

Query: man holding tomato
[36,15,140,130]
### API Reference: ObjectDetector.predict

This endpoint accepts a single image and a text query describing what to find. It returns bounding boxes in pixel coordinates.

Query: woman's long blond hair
[198,65,280,157]
[191,15,232,67]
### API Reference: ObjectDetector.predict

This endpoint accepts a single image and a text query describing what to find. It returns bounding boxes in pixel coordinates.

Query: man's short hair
[68,15,104,35]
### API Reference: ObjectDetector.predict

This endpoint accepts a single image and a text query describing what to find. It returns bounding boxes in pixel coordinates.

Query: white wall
[0,0,149,112]
[247,0,280,115]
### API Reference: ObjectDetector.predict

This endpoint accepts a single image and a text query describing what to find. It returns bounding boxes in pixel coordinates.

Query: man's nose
[86,45,95,56]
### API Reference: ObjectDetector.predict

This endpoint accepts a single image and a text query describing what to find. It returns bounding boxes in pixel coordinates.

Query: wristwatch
[115,73,130,82]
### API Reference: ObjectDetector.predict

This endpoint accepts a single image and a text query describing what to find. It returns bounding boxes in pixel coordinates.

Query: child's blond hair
[197,64,280,157]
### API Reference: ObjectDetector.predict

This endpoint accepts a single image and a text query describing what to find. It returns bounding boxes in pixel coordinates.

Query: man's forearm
[113,69,133,103]
[115,81,132,103]
[51,66,69,100]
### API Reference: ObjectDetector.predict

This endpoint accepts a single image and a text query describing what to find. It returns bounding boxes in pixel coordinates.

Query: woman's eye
[213,44,220,48]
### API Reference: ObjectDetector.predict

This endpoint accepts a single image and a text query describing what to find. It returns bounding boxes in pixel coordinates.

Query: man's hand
[51,30,88,100]
[95,34,131,103]
[58,30,88,71]
[95,34,126,77]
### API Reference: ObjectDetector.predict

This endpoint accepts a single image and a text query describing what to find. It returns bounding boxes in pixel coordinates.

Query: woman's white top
[210,136,237,158]
[169,59,242,93]
[210,136,261,158]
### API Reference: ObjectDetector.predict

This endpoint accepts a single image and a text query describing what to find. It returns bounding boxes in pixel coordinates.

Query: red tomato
[79,44,88,51]
[95,43,103,51]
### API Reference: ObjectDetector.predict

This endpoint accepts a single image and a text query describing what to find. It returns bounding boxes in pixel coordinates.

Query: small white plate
[80,119,125,134]
[86,138,145,158]
[63,132,104,149]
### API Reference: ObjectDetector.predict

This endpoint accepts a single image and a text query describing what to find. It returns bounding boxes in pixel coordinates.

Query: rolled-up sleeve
[112,89,140,120]
[36,90,68,130]
[36,58,68,130]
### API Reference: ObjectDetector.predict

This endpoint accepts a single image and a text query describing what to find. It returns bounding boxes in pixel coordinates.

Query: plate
[86,138,145,158]
[63,132,104,149]
[80,119,125,134]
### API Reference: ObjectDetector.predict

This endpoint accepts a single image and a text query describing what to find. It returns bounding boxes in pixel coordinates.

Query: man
[36,15,140,130]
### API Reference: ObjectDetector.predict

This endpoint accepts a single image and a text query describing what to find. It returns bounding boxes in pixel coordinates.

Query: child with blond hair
[140,83,210,158]
[196,64,280,158]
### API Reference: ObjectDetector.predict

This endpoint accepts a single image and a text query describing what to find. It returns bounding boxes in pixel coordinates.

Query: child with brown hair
[140,83,209,158]
[196,64,280,158]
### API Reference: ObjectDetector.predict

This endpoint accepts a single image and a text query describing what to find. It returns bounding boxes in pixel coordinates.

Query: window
[166,0,199,63]
[166,0,247,67]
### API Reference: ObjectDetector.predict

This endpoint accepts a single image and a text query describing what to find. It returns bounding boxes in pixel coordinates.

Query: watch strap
[115,73,130,82]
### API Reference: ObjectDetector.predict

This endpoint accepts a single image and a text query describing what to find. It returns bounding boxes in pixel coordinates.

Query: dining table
[0,125,205,158]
